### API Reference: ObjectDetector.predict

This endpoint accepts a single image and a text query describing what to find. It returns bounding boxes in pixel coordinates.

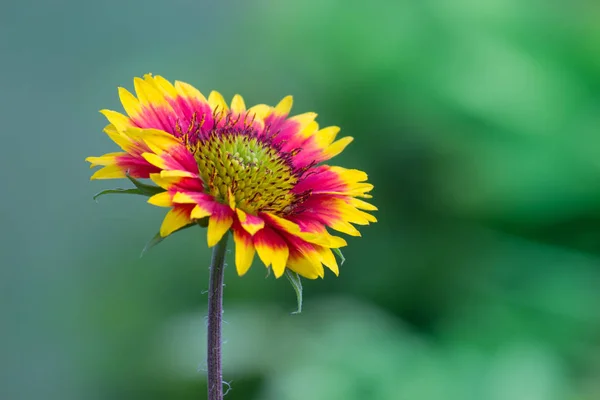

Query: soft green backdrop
[3,0,600,399]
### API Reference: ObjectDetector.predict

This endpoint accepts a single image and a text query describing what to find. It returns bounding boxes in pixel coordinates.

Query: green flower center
[190,134,297,214]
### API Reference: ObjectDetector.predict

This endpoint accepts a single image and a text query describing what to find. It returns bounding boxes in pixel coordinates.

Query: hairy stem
[207,233,229,400]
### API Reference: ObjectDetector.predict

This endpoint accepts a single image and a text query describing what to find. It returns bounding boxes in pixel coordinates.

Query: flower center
[188,132,297,215]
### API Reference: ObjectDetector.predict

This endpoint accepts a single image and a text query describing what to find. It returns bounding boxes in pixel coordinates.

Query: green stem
[207,233,229,400]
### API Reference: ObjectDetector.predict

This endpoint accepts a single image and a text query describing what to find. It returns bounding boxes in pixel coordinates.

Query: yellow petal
[137,128,180,153]
[191,204,212,219]
[350,198,378,211]
[146,74,178,98]
[289,112,317,133]
[208,91,228,113]
[147,192,172,207]
[324,136,354,159]
[271,246,289,278]
[319,247,339,276]
[233,230,255,276]
[174,81,208,103]
[331,167,369,183]
[118,87,142,118]
[298,230,347,249]
[90,165,125,180]
[142,153,168,169]
[103,125,133,151]
[100,110,133,131]
[264,213,301,235]
[134,77,170,108]
[86,152,122,168]
[315,126,341,147]
[255,238,289,278]
[172,192,195,203]
[227,187,236,210]
[207,211,233,247]
[160,208,192,237]
[230,94,246,113]
[329,220,361,237]
[274,95,293,116]
[247,104,271,121]
[335,200,376,225]
[235,209,264,235]
[287,254,320,279]
[160,170,196,178]
[150,173,181,189]
[298,121,319,138]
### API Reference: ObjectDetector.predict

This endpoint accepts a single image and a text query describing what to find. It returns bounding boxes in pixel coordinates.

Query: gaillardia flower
[86,74,376,279]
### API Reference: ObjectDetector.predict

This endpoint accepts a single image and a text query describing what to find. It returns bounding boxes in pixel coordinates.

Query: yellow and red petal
[172,191,212,205]
[236,209,265,236]
[88,126,161,179]
[87,152,160,180]
[232,222,255,276]
[149,174,200,193]
[288,217,348,249]
[247,104,271,121]
[104,75,214,141]
[289,112,318,134]
[284,235,324,279]
[293,166,372,198]
[253,227,289,278]
[160,205,194,237]
[171,191,216,220]
[138,138,198,175]
[261,213,302,236]
[206,204,234,247]
[294,196,368,237]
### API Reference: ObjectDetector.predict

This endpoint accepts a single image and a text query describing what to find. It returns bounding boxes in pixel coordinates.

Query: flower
[86,74,376,279]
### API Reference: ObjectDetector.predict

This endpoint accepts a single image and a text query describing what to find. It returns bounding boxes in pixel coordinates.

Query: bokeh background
[3,0,600,399]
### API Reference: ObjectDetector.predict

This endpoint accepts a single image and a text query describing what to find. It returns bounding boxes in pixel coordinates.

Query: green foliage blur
[3,1,600,399]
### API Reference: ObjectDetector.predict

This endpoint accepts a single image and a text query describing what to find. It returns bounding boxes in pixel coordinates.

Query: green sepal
[140,223,197,257]
[93,173,165,202]
[140,232,165,258]
[93,188,145,201]
[285,269,303,314]
[196,216,209,228]
[332,248,346,266]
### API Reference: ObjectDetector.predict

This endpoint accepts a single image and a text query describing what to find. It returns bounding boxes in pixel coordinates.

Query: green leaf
[93,188,144,201]
[285,269,303,314]
[125,173,165,196]
[332,248,346,266]
[93,173,165,202]
[140,223,197,257]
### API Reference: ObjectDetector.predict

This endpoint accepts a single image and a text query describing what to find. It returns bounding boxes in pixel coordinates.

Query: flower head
[86,75,376,279]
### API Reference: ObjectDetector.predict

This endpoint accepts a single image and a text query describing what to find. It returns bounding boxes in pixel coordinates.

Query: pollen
[187,123,297,214]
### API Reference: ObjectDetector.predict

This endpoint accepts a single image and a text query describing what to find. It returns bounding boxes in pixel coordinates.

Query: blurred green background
[3,0,600,399]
